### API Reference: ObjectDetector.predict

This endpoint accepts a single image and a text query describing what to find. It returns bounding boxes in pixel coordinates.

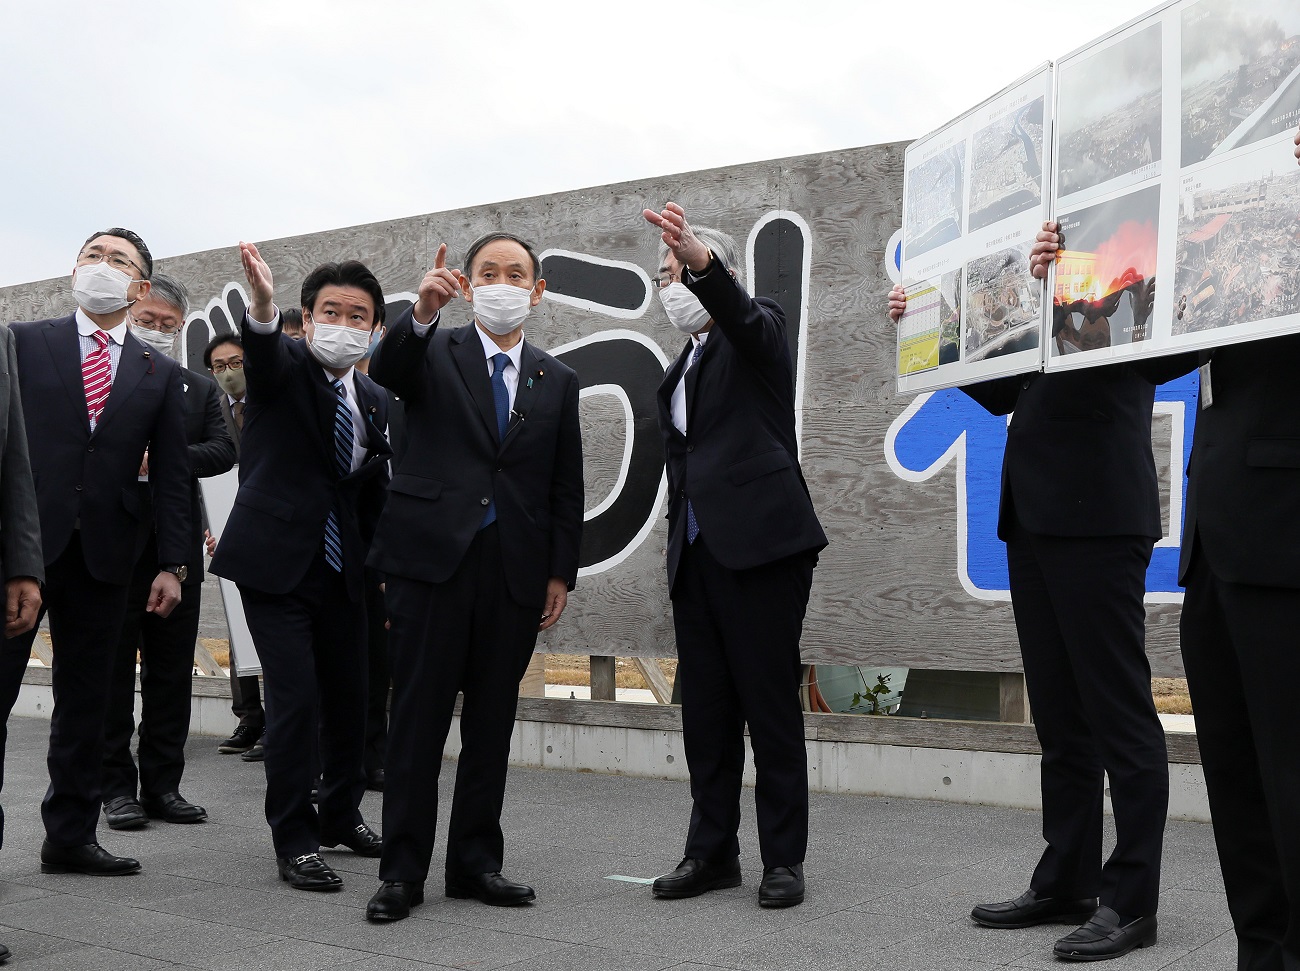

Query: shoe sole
[105,817,149,831]
[217,745,254,754]
[972,910,1096,929]
[652,874,743,899]
[759,892,805,908]
[40,862,141,875]
[1053,932,1156,962]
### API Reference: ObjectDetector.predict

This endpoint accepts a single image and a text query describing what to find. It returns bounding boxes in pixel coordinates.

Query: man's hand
[1294,125,1299,166]
[204,529,217,557]
[888,284,907,323]
[413,243,463,325]
[146,572,182,618]
[1030,221,1062,280]
[643,202,712,273]
[538,577,568,632]
[4,577,41,638]
[239,241,276,322]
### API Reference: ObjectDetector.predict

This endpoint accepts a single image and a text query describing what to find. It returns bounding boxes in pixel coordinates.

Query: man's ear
[529,279,547,307]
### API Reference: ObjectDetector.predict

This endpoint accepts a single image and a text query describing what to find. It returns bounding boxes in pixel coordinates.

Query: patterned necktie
[686,340,704,544]
[323,379,354,572]
[480,352,511,529]
[83,330,113,430]
[231,400,245,431]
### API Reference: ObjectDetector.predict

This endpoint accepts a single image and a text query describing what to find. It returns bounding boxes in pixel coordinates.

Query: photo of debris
[963,246,1041,362]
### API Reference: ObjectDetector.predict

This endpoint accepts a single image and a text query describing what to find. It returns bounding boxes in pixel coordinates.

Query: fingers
[887,284,907,323]
[538,586,567,631]
[434,243,447,270]
[642,208,667,229]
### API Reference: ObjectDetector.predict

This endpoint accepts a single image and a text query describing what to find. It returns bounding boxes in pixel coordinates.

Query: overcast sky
[0,0,1159,288]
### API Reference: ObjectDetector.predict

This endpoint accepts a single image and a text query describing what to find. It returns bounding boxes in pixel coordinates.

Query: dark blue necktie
[685,340,704,544]
[481,352,511,529]
[324,378,353,571]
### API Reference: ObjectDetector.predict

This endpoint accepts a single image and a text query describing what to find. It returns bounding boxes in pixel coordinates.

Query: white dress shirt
[670,331,710,435]
[415,312,523,412]
[75,309,127,383]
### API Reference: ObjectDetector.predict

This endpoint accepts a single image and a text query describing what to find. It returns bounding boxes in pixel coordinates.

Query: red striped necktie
[83,330,113,430]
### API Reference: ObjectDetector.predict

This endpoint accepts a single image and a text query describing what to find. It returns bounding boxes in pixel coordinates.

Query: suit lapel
[683,335,711,414]
[353,375,393,463]
[450,326,499,442]
[43,317,92,435]
[500,342,543,453]
[93,333,149,437]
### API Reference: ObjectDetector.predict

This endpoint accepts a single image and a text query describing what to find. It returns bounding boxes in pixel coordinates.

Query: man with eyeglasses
[1,229,191,876]
[201,332,267,758]
[99,274,234,832]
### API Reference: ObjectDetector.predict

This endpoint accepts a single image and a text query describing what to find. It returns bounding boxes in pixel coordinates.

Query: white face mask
[73,262,136,314]
[129,324,177,359]
[307,320,372,369]
[658,282,711,334]
[470,283,533,336]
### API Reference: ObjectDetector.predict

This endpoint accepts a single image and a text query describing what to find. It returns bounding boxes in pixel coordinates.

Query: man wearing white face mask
[2,228,191,877]
[209,247,392,892]
[362,233,583,921]
[101,274,234,831]
[642,203,827,909]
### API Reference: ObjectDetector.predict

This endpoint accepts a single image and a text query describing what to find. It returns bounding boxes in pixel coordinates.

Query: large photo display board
[1045,0,1300,371]
[896,66,1054,393]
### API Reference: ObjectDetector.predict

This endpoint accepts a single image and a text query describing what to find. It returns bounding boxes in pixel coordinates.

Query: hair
[300,261,385,327]
[203,331,243,370]
[658,225,745,288]
[80,228,154,279]
[280,307,304,334]
[147,272,190,316]
[464,232,542,282]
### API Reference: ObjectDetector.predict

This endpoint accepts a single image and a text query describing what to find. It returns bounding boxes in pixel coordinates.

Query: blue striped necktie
[686,340,704,544]
[324,378,354,572]
[480,352,511,529]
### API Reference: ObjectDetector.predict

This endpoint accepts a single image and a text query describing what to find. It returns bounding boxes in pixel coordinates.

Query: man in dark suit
[202,332,267,758]
[209,244,391,891]
[889,239,1193,960]
[1,228,191,877]
[363,235,584,922]
[0,318,45,964]
[100,274,235,830]
[642,204,827,909]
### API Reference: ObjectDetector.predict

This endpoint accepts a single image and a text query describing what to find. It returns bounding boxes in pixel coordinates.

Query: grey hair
[148,272,190,317]
[658,225,746,288]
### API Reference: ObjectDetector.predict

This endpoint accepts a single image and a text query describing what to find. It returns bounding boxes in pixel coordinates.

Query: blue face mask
[362,327,383,360]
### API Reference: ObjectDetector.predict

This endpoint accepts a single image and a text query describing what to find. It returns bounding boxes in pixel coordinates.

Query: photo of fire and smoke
[1175,152,1300,335]
[1057,23,1163,199]
[969,98,1045,233]
[1181,0,1300,167]
[1052,185,1161,356]
[963,246,1041,363]
[905,143,966,260]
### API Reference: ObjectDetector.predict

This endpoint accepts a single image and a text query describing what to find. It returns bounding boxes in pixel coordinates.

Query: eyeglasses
[210,359,244,374]
[651,272,682,290]
[78,250,142,274]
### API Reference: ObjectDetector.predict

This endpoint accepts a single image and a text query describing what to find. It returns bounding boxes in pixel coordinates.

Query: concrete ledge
[16,671,1210,822]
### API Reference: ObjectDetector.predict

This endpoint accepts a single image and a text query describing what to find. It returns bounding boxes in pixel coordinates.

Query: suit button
[75,484,83,491]
[687,445,694,453]
[480,497,490,506]
[87,445,95,452]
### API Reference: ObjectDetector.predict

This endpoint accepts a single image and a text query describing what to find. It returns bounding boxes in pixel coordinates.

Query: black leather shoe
[0,940,9,962]
[40,840,141,875]
[241,734,266,762]
[1054,906,1157,961]
[277,852,343,891]
[759,864,805,908]
[652,857,742,899]
[102,795,148,831]
[366,880,424,922]
[445,871,536,906]
[366,769,385,792]
[141,792,207,824]
[218,723,260,754]
[322,822,382,857]
[971,888,1098,928]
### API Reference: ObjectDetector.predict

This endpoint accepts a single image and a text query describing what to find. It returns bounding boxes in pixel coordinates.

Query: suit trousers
[229,669,264,733]
[102,534,200,799]
[363,569,389,777]
[1005,519,1167,919]
[1181,545,1300,971]
[238,545,368,857]
[1,533,131,847]
[671,535,815,867]
[379,523,540,884]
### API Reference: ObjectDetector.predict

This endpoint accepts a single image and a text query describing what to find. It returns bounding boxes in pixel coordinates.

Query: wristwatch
[160,564,189,583]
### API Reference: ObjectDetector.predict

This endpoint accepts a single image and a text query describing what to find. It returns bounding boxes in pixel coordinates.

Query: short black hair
[203,332,243,370]
[464,232,542,282]
[280,307,304,334]
[300,261,385,327]
[80,228,153,279]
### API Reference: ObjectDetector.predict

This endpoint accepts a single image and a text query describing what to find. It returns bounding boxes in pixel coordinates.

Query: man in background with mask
[642,203,826,909]
[362,235,583,922]
[100,273,235,831]
[1,228,191,876]
[209,244,391,891]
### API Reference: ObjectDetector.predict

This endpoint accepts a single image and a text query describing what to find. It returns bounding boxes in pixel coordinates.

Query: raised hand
[643,202,712,274]
[239,241,275,322]
[413,243,463,325]
[1030,221,1062,280]
[888,284,907,323]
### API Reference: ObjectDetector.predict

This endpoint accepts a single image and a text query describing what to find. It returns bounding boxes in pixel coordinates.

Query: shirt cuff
[412,310,439,338]
[245,308,280,334]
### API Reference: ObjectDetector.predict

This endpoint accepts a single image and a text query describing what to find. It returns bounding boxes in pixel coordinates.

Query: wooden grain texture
[0,140,1194,677]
